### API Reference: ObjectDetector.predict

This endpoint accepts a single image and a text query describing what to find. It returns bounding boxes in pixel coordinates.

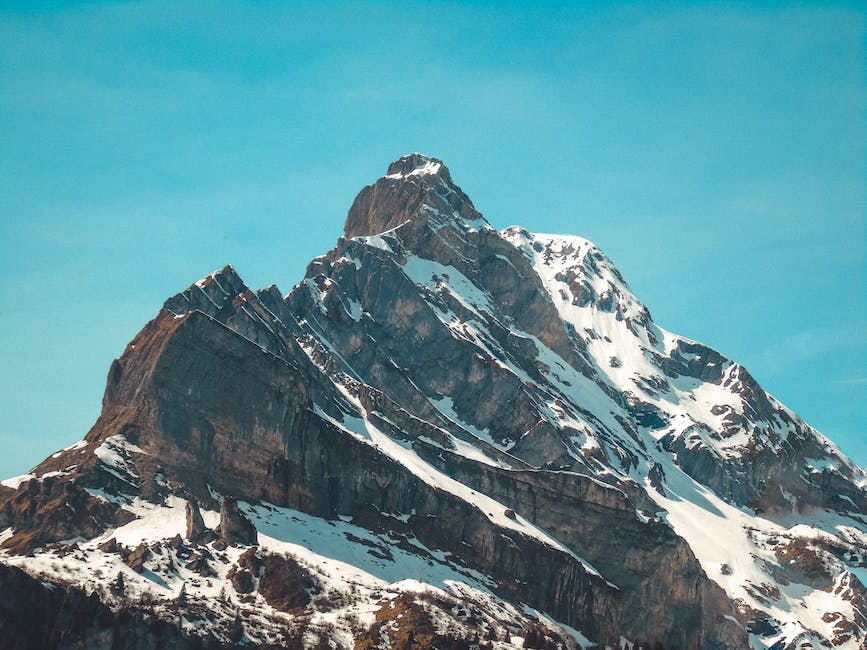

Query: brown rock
[184,551,214,577]
[257,553,318,612]
[185,499,206,542]
[124,543,150,573]
[230,568,254,594]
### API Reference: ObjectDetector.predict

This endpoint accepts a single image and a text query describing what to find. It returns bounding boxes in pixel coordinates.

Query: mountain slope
[1,154,864,650]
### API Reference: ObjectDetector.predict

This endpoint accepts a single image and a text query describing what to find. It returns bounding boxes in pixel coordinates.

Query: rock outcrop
[216,497,257,546]
[185,499,206,541]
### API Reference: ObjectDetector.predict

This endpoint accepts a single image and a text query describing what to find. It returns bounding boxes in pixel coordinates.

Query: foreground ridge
[1,155,865,650]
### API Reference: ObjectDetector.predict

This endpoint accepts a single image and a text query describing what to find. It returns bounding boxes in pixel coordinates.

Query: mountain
[1,154,865,650]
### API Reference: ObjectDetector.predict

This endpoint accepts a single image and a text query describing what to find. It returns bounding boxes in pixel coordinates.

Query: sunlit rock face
[1,154,864,650]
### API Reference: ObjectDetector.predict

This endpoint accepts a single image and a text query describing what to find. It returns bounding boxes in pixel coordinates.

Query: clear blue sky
[1,1,864,478]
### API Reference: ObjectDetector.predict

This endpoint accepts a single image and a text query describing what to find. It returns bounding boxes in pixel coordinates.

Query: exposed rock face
[344,154,480,239]
[217,496,257,546]
[0,153,864,649]
[0,472,133,554]
[185,499,206,541]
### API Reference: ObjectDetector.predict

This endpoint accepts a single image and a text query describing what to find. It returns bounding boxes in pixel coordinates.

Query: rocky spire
[185,499,206,541]
[217,496,257,546]
[342,153,491,239]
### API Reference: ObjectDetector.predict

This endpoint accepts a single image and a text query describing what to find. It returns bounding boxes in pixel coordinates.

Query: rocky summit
[1,154,865,650]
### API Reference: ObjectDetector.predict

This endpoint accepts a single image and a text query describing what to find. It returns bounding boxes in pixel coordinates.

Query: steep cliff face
[1,154,865,650]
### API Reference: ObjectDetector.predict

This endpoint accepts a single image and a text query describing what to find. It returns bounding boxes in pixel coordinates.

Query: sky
[0,1,864,479]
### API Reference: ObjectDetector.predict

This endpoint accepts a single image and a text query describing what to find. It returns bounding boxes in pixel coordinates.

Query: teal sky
[1,1,864,478]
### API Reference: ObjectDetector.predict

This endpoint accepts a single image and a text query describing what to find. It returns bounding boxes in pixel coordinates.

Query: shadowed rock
[217,497,257,546]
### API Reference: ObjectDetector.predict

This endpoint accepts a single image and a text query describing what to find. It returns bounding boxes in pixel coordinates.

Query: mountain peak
[343,153,489,239]
[3,154,866,650]
[385,153,450,182]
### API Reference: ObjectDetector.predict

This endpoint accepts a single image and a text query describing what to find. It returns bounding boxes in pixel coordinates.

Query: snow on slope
[502,228,743,446]
[500,226,866,468]
[315,381,605,578]
[0,495,590,649]
[500,226,867,649]
[634,447,867,649]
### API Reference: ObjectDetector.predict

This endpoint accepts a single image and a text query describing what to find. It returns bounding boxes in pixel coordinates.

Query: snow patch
[1,473,36,490]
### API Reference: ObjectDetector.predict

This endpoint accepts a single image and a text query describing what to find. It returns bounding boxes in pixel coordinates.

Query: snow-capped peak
[384,153,446,180]
[3,155,865,650]
[344,154,492,239]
